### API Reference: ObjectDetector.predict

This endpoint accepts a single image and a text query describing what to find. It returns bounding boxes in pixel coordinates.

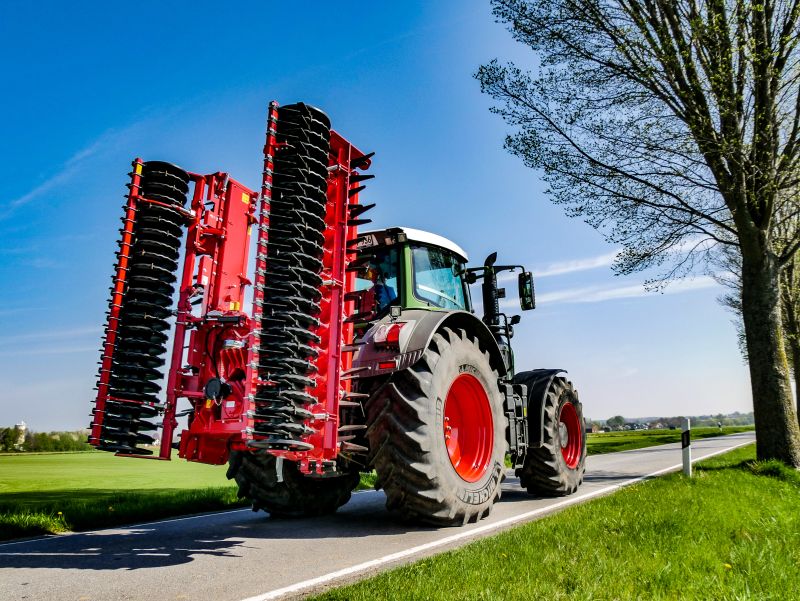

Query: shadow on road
[0,494,434,571]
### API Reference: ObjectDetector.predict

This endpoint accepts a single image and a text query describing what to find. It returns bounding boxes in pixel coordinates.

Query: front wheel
[516,376,586,496]
[226,451,360,517]
[366,327,507,525]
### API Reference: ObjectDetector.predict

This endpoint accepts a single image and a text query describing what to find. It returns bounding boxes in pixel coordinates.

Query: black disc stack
[251,103,331,450]
[94,161,190,454]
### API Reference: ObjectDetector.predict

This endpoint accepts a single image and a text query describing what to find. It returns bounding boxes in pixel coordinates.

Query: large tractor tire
[366,327,507,526]
[516,376,585,496]
[227,451,359,517]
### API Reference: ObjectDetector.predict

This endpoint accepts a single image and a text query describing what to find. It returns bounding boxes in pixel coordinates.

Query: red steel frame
[242,103,368,473]
[90,160,145,449]
[170,171,257,463]
[92,103,371,474]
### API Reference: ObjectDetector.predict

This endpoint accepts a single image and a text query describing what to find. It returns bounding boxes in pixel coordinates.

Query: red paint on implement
[443,373,494,482]
[559,401,582,469]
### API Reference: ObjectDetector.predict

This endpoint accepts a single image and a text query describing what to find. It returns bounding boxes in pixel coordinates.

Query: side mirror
[509,315,521,325]
[519,272,535,310]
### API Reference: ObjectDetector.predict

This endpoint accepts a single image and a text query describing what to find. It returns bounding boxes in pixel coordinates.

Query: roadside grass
[315,444,800,601]
[586,425,753,455]
[0,427,751,542]
[0,452,246,540]
[0,451,379,540]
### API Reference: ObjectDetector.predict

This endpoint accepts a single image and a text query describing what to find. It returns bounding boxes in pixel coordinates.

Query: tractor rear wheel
[227,451,359,517]
[366,327,507,526]
[517,376,585,496]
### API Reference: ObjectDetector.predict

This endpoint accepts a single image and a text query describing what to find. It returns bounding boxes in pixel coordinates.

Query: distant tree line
[596,413,755,431]
[0,427,92,452]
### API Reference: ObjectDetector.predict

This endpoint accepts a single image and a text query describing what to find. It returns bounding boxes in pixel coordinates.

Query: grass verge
[0,452,246,540]
[0,451,380,541]
[586,425,753,455]
[0,428,752,542]
[314,444,800,601]
[0,487,244,540]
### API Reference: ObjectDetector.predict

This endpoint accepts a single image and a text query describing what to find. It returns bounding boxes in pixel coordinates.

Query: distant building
[14,421,26,449]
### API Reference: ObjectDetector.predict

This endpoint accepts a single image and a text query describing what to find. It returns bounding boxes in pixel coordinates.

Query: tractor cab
[351,226,537,379]
[354,226,472,318]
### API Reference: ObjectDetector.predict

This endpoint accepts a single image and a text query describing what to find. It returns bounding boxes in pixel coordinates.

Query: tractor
[89,101,585,526]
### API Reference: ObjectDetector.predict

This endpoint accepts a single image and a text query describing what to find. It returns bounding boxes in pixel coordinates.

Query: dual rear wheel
[515,375,586,495]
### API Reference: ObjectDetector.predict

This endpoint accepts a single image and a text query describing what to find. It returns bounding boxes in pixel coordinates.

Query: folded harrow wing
[91,102,370,474]
[89,100,586,525]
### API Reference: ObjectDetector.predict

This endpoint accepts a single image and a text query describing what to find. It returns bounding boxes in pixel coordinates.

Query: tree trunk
[740,244,800,466]
[788,326,800,427]
[792,340,800,427]
[782,278,800,427]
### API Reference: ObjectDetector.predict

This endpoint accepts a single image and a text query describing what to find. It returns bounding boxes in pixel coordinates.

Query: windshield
[354,246,400,314]
[411,244,467,310]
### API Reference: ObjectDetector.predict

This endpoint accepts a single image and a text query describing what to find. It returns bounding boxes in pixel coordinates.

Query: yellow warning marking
[135,163,143,175]
[242,192,250,205]
[205,399,213,409]
[229,301,236,311]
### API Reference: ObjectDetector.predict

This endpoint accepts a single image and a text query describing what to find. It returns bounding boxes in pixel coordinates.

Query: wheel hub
[443,373,494,482]
[558,401,582,469]
[559,422,568,447]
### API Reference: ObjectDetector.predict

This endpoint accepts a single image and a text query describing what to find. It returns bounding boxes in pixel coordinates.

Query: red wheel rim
[443,373,494,482]
[558,401,582,469]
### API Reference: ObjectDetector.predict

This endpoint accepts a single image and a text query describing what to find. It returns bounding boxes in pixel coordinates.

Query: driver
[366,264,397,311]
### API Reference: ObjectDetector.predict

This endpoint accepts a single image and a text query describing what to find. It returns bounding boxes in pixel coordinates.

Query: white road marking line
[240,437,754,601]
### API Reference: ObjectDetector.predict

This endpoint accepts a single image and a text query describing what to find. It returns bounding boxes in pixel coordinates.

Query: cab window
[354,246,400,314]
[411,245,467,310]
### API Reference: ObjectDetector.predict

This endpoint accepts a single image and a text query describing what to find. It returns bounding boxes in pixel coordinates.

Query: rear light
[378,360,397,370]
[374,322,406,349]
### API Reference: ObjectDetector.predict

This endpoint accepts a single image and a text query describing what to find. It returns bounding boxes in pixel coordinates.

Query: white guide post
[682,417,692,477]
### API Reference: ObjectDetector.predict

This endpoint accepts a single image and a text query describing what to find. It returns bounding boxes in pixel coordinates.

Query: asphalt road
[0,431,754,601]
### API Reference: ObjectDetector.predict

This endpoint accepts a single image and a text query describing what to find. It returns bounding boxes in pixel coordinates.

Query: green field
[0,427,752,541]
[0,452,244,540]
[314,444,800,600]
[586,426,753,455]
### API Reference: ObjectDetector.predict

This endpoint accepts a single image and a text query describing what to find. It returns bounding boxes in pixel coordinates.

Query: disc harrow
[95,161,190,454]
[251,103,332,450]
[90,100,373,473]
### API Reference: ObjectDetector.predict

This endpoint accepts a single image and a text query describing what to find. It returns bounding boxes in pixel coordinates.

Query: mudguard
[351,309,506,379]
[514,369,572,448]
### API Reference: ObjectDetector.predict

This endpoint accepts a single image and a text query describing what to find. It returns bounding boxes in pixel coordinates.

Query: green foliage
[0,428,94,453]
[0,427,18,452]
[315,444,800,600]
[605,415,625,428]
[357,471,378,491]
[22,430,93,452]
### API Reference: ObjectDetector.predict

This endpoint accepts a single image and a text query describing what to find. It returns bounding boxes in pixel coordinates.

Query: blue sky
[0,1,751,431]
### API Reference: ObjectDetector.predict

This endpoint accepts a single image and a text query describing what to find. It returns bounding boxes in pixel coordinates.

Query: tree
[0,428,16,452]
[477,0,800,465]
[716,211,800,424]
[607,415,626,429]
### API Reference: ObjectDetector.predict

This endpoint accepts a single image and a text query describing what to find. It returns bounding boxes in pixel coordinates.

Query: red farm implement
[89,101,586,525]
